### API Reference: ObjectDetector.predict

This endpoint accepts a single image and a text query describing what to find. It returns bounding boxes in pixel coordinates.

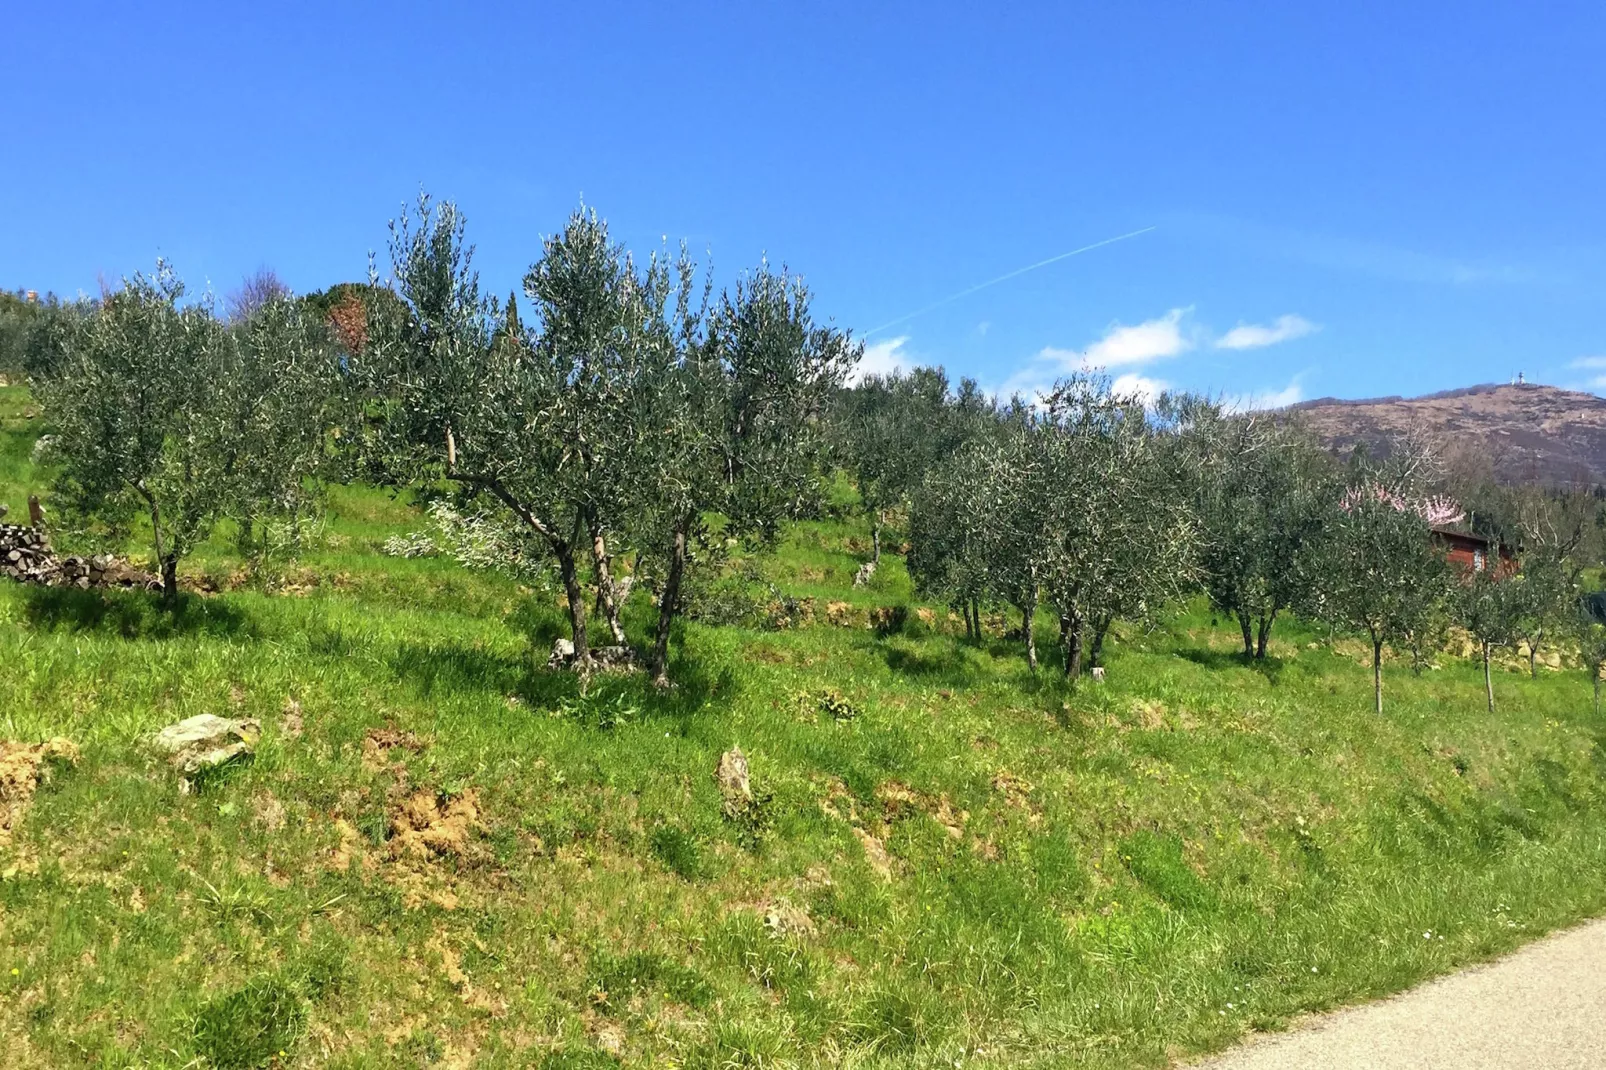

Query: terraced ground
[5,379,1606,1069]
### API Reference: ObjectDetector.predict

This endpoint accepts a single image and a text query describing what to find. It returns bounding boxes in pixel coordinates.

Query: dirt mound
[388,789,483,860]
[0,738,78,847]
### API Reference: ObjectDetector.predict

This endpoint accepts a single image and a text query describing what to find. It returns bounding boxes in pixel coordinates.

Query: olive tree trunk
[588,518,627,644]
[650,518,690,688]
[1372,633,1384,715]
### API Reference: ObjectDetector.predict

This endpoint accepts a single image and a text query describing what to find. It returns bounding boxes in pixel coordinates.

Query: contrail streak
[862,226,1157,338]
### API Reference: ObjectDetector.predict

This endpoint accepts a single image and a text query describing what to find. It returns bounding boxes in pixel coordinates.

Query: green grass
[6,378,1606,1067]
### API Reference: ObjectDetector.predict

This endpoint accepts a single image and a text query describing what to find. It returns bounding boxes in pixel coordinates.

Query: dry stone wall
[0,515,159,591]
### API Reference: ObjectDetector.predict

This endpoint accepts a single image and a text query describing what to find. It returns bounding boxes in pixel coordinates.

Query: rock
[152,714,260,778]
[852,561,877,588]
[715,747,753,819]
[585,645,636,672]
[547,637,638,674]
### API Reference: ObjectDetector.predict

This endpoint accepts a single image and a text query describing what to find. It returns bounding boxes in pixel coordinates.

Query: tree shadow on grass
[1174,646,1288,683]
[878,636,986,688]
[18,585,256,641]
[391,634,735,733]
[392,640,530,699]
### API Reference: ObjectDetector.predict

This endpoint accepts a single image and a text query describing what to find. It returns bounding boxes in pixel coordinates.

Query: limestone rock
[152,714,260,778]
[715,747,753,819]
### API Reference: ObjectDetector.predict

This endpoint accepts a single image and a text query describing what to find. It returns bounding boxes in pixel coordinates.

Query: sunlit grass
[4,381,1606,1067]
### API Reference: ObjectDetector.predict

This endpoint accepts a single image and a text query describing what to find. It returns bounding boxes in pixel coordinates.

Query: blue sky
[5,2,1604,404]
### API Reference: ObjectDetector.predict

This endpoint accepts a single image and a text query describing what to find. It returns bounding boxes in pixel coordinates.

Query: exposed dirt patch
[0,738,78,848]
[252,792,287,831]
[825,600,859,627]
[875,779,966,839]
[854,826,894,879]
[330,817,361,870]
[364,726,427,768]
[762,898,817,938]
[389,789,483,861]
[281,697,304,739]
[991,770,1043,823]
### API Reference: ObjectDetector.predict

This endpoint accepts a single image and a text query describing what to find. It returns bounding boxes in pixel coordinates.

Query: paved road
[1192,918,1606,1069]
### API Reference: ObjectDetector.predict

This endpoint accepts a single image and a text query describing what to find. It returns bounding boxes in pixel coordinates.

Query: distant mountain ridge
[1288,383,1606,486]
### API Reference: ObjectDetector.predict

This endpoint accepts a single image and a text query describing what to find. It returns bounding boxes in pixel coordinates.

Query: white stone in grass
[152,714,260,777]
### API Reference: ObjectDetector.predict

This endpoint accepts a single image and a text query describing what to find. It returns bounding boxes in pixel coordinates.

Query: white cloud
[1038,307,1193,370]
[990,308,1193,404]
[1569,355,1606,370]
[1214,314,1318,351]
[1222,376,1305,412]
[849,336,912,385]
[1111,373,1168,404]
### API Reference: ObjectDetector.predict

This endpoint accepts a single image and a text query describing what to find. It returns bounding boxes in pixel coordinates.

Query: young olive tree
[836,367,970,563]
[37,264,334,601]
[1573,596,1606,715]
[637,259,857,684]
[1316,479,1453,713]
[1184,406,1335,659]
[1457,566,1523,713]
[1509,550,1571,678]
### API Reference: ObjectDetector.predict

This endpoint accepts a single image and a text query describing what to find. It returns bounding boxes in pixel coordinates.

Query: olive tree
[1033,378,1195,678]
[908,406,1035,657]
[1509,550,1571,678]
[1316,479,1453,713]
[1573,596,1606,714]
[38,264,335,602]
[1457,567,1523,713]
[836,367,971,563]
[1183,405,1335,659]
[637,258,858,684]
[359,195,855,681]
[907,441,993,643]
[221,294,342,558]
[359,197,651,660]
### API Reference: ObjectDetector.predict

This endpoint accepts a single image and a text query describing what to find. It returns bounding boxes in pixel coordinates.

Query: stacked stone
[0,514,160,591]
[0,521,56,584]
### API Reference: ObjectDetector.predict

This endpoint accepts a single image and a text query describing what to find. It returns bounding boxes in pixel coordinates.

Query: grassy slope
[4,379,1606,1068]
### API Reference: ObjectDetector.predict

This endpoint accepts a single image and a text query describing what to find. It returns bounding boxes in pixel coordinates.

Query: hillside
[1290,383,1606,484]
[7,380,1606,1068]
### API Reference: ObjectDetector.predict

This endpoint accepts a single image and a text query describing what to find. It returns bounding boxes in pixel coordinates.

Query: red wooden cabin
[1431,525,1517,576]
